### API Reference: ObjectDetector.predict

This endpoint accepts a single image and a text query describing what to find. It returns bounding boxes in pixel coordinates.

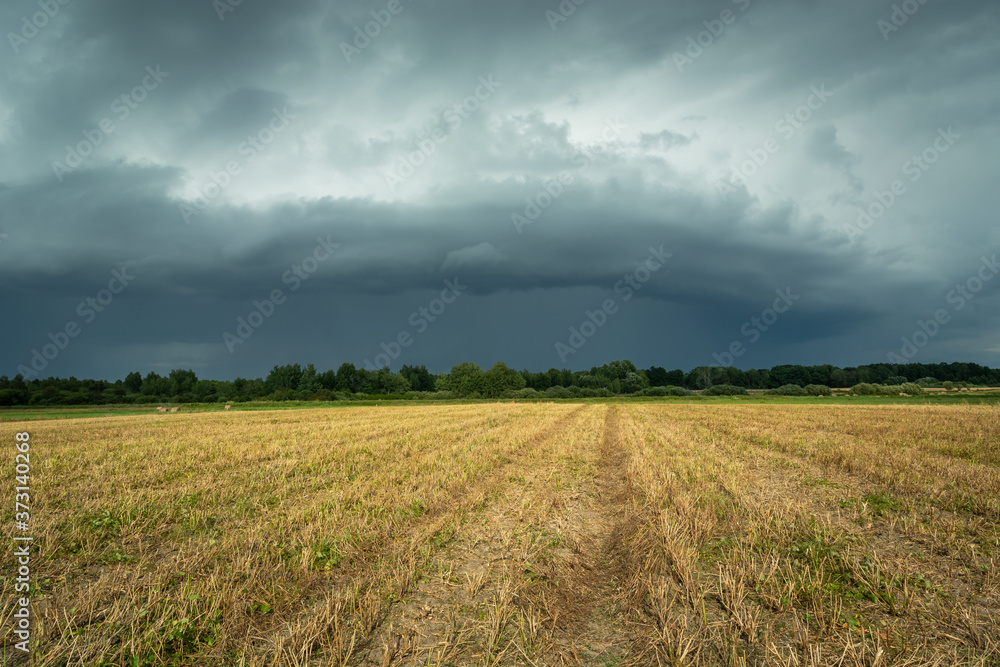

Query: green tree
[830,368,850,388]
[168,369,198,396]
[299,364,322,392]
[621,371,649,394]
[192,380,216,402]
[482,362,526,398]
[369,369,411,395]
[265,364,302,393]
[441,362,485,397]
[318,369,338,391]
[685,366,719,389]
[400,365,436,392]
[123,371,142,394]
[336,363,361,393]
[646,366,668,387]
[141,372,171,397]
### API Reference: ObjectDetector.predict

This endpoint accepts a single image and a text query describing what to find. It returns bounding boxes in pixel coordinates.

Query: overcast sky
[1,0,998,380]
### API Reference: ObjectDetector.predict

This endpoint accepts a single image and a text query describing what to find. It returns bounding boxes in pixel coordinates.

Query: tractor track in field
[355,404,632,666]
[537,402,632,664]
[512,404,631,664]
[349,404,594,665]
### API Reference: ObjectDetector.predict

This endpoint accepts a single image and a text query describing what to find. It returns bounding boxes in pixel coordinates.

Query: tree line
[1,360,998,406]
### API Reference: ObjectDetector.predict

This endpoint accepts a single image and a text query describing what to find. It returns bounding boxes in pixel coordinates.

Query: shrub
[804,384,833,396]
[579,387,614,398]
[702,384,747,396]
[887,376,908,385]
[767,384,807,396]
[639,386,669,397]
[544,386,573,399]
[666,387,696,396]
[426,391,458,400]
[854,383,921,396]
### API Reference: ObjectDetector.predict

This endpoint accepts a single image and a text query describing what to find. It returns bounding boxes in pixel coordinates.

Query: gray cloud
[2,0,999,379]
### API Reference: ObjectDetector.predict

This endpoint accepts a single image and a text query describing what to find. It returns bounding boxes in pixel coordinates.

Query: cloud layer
[2,0,998,379]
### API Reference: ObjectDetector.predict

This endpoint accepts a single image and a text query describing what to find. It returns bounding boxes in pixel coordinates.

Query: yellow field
[2,403,999,666]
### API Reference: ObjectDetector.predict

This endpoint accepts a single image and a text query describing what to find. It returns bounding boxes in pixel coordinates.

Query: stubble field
[2,402,1000,666]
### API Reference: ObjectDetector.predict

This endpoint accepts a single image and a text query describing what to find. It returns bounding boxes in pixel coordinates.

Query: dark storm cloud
[2,0,999,378]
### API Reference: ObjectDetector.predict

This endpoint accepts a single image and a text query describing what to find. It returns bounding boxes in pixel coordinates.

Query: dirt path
[530,403,631,663]
[355,404,632,666]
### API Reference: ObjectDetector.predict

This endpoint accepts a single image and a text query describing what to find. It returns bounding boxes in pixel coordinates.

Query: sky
[1,0,998,380]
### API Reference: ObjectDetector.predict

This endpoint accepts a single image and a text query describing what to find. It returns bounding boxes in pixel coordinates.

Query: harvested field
[2,403,999,665]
